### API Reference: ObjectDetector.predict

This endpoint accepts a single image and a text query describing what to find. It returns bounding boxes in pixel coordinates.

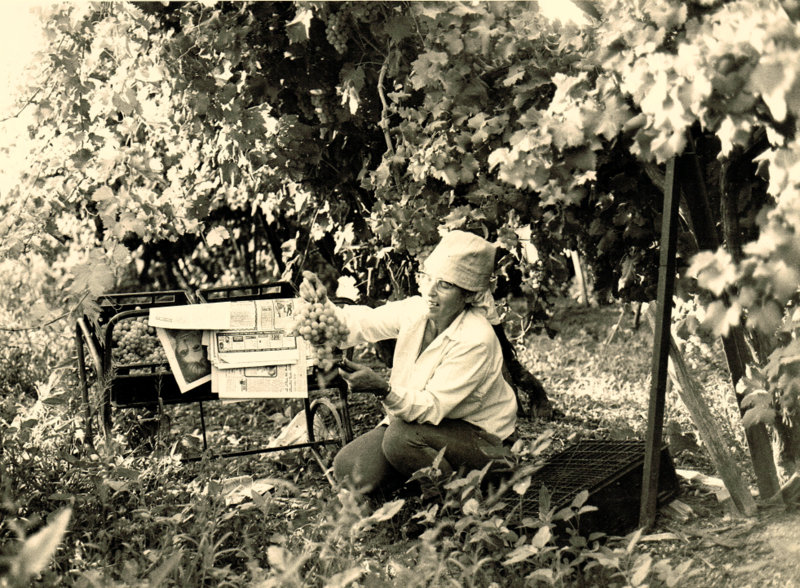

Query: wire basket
[508,439,680,537]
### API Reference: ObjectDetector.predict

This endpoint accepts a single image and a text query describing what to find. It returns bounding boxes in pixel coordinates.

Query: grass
[0,300,771,586]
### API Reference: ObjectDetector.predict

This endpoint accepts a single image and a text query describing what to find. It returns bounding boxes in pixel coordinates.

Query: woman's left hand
[338,358,390,396]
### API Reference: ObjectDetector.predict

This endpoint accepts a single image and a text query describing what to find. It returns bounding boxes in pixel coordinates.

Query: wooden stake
[646,307,757,517]
[640,157,680,529]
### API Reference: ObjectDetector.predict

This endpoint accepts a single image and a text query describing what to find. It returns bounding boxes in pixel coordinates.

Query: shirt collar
[411,296,477,344]
[431,307,473,343]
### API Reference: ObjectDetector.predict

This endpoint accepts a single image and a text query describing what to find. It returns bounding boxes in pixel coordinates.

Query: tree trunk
[721,156,800,479]
[568,249,590,307]
[258,212,287,276]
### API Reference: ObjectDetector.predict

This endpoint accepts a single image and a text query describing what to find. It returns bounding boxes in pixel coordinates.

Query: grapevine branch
[377,57,394,155]
[0,36,66,125]
[0,312,71,333]
[0,292,89,333]
[0,87,43,124]
[294,202,323,282]
[377,51,403,192]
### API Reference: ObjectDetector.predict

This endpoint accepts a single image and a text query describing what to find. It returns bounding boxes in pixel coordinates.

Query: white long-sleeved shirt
[335,296,517,441]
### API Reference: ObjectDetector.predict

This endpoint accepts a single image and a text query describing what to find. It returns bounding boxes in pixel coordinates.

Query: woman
[299,230,518,494]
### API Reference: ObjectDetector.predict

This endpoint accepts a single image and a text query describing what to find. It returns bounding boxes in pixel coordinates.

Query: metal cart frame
[75,283,354,470]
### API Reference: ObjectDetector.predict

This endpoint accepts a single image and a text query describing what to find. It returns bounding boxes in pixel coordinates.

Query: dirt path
[665,502,800,587]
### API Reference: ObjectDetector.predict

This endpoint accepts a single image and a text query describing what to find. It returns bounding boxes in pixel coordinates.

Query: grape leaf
[285,7,313,44]
[742,405,776,428]
[71,258,115,298]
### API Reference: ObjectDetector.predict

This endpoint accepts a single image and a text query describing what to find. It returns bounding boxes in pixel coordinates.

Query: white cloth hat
[423,230,496,292]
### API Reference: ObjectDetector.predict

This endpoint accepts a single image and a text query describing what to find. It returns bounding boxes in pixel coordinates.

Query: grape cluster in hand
[112,316,167,368]
[293,300,349,372]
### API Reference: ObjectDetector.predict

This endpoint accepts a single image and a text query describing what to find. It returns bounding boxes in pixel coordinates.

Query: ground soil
[516,301,800,587]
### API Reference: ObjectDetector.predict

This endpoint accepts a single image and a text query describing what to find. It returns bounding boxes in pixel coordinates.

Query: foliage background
[2,0,800,583]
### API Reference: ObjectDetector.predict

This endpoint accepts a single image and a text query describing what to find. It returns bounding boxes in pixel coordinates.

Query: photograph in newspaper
[156,328,212,392]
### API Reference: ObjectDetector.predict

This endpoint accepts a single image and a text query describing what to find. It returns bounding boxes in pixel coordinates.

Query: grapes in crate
[292,300,349,372]
[111,316,167,367]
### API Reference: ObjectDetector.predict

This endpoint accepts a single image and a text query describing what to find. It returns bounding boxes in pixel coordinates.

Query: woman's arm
[333,297,424,348]
[298,270,422,348]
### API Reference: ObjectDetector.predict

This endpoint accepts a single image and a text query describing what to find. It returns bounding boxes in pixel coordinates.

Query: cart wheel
[308,397,347,471]
[91,375,114,452]
[76,334,113,453]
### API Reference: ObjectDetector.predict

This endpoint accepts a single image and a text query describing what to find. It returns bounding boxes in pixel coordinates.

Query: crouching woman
[298,230,518,495]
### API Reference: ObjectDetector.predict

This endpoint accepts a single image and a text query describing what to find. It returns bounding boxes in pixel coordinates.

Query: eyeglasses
[415,272,458,293]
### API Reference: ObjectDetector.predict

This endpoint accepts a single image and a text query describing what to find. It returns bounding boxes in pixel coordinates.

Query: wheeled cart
[74,282,353,472]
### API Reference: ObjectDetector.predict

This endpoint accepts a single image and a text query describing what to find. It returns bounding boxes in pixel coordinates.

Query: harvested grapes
[111,316,167,367]
[292,299,349,372]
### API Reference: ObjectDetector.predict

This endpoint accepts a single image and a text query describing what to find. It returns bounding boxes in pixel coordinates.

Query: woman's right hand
[299,271,328,303]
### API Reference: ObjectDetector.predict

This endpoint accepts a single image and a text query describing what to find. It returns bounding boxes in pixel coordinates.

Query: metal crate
[510,439,680,537]
[197,282,295,303]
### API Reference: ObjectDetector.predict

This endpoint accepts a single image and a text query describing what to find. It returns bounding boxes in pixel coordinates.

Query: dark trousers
[332,418,510,494]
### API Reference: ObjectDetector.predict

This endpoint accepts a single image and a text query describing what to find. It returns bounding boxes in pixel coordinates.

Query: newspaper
[149,298,308,399]
[149,298,296,331]
[156,327,213,393]
[208,329,300,368]
[212,362,308,400]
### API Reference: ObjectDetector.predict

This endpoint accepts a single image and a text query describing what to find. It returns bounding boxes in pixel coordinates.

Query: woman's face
[417,272,470,325]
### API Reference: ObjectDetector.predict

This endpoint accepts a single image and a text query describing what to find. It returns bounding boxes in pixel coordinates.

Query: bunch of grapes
[111,316,167,367]
[352,1,382,23]
[325,11,349,54]
[292,299,349,371]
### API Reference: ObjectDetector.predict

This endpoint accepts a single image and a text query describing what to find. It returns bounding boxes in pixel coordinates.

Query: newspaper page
[149,301,235,330]
[209,330,300,368]
[212,299,309,400]
[149,300,267,330]
[151,298,308,399]
[155,327,213,393]
[214,362,308,400]
[149,298,298,331]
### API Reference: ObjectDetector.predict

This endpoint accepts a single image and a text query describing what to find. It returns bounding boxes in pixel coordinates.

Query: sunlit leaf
[324,566,365,588]
[742,405,776,428]
[206,226,230,247]
[286,7,313,44]
[513,476,532,496]
[503,544,539,566]
[741,389,771,409]
[631,553,653,586]
[17,508,71,579]
[531,525,552,549]
[367,499,406,523]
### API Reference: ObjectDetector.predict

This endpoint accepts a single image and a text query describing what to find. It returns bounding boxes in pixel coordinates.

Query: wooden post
[678,149,780,500]
[568,250,590,307]
[640,157,680,529]
[645,307,757,516]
